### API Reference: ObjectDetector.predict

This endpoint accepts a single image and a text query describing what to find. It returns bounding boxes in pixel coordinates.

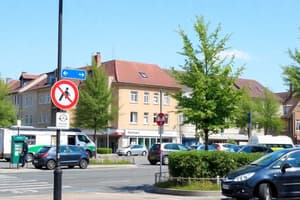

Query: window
[163,93,169,105]
[284,105,292,115]
[144,112,149,124]
[130,112,138,123]
[153,113,157,123]
[144,92,150,104]
[153,93,159,104]
[39,94,50,104]
[130,91,138,103]
[165,114,169,125]
[139,72,148,78]
[24,114,33,126]
[286,151,300,167]
[39,112,49,123]
[24,95,33,107]
[20,135,36,145]
[296,120,300,131]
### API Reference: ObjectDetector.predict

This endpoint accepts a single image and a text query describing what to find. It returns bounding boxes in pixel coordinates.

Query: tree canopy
[0,77,16,127]
[172,16,243,150]
[253,88,284,135]
[74,60,115,144]
[282,46,300,95]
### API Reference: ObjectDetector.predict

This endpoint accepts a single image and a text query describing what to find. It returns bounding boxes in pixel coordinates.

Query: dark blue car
[32,145,89,170]
[222,148,300,200]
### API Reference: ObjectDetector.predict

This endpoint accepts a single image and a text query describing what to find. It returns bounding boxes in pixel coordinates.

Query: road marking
[0,174,71,194]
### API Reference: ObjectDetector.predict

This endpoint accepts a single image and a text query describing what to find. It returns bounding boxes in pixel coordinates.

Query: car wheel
[126,151,131,156]
[46,160,56,170]
[79,159,88,169]
[258,183,272,200]
[149,161,157,165]
[141,151,147,156]
[162,156,168,165]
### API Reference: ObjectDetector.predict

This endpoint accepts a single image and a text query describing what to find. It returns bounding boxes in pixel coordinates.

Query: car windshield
[250,148,290,167]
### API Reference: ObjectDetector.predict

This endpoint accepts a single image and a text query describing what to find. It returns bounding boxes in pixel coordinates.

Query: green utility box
[11,135,26,164]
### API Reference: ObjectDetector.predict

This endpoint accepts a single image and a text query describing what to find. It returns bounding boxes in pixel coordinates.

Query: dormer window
[139,72,148,78]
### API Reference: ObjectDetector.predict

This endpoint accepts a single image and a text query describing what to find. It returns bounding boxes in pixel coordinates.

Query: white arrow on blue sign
[61,68,87,80]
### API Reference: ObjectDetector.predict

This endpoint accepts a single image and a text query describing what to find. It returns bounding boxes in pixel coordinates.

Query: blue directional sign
[61,68,87,80]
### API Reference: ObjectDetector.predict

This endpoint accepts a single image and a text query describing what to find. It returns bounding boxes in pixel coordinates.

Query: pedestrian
[20,139,28,167]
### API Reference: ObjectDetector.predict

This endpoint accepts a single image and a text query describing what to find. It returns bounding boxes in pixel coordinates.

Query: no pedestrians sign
[51,80,79,110]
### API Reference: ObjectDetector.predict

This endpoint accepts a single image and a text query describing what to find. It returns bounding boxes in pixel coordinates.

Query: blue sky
[0,0,299,93]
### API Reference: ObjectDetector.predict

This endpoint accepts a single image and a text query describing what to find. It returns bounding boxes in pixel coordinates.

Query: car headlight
[233,172,255,182]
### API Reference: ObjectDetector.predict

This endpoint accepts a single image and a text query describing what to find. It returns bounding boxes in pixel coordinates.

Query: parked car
[237,144,273,154]
[32,145,89,170]
[147,143,188,165]
[212,143,240,152]
[222,147,300,200]
[196,144,216,151]
[116,144,148,156]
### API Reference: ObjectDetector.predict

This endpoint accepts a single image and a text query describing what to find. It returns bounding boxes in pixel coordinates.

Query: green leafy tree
[235,90,256,137]
[282,45,300,95]
[74,60,115,146]
[0,76,17,127]
[253,88,284,135]
[172,16,243,150]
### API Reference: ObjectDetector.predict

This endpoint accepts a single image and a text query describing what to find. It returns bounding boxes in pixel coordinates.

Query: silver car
[116,144,148,156]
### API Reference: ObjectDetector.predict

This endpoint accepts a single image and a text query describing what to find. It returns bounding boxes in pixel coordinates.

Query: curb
[151,186,222,197]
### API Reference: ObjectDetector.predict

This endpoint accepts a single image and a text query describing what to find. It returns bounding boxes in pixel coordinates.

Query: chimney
[93,52,101,67]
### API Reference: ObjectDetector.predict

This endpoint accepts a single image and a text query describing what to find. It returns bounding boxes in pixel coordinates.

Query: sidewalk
[0,192,223,200]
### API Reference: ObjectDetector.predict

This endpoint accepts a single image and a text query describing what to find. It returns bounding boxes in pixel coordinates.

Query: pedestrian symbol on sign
[59,87,70,101]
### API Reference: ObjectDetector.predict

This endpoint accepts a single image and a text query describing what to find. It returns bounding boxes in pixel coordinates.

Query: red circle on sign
[51,80,79,110]
[156,113,165,126]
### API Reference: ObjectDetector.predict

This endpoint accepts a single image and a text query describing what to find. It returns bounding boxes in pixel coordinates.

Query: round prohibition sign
[156,113,165,126]
[51,79,79,110]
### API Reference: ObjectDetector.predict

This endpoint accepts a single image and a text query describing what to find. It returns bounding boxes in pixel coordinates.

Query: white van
[248,135,294,150]
[0,126,96,161]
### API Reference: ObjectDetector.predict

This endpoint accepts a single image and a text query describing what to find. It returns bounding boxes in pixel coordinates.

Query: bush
[97,148,112,154]
[168,150,263,178]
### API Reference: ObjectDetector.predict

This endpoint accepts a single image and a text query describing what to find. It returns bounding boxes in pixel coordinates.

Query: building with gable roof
[6,52,297,150]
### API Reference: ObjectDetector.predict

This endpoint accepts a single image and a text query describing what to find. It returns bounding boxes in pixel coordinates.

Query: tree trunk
[204,129,209,151]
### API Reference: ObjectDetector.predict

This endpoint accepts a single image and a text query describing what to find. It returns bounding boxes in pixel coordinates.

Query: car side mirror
[281,162,292,174]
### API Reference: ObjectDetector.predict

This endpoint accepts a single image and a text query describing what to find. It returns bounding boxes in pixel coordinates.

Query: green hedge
[168,150,263,178]
[97,148,112,154]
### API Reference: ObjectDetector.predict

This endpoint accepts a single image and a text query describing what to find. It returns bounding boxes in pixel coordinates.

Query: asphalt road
[0,156,233,200]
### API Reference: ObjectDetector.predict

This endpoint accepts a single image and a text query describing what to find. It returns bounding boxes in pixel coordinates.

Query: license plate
[33,160,38,164]
[222,184,230,190]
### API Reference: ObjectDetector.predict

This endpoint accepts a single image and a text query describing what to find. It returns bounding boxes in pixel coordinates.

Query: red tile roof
[234,78,265,98]
[19,72,39,80]
[102,60,180,89]
[6,80,21,93]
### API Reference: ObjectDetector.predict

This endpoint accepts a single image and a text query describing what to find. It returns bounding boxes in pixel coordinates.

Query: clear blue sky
[1,0,299,92]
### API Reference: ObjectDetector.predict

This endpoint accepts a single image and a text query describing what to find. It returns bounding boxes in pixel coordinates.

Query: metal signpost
[157,90,165,180]
[53,1,63,199]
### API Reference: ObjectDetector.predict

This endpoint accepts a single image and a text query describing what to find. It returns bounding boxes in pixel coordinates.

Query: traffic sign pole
[159,89,163,181]
[54,1,63,200]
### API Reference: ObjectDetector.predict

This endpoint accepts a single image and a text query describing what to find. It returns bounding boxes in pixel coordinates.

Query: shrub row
[168,150,263,178]
[97,148,112,154]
